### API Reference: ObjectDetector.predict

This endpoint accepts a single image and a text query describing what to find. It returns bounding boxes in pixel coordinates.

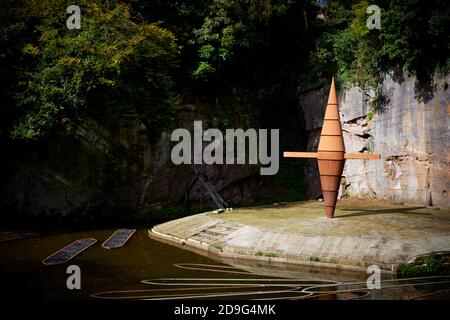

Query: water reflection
[0,229,449,300]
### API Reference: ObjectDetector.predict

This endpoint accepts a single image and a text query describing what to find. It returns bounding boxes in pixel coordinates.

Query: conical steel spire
[283,78,381,218]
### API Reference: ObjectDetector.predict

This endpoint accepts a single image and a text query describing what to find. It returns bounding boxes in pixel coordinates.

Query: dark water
[0,229,449,300]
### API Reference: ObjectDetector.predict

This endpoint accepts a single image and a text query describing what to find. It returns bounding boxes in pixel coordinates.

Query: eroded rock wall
[0,103,262,218]
[298,72,449,208]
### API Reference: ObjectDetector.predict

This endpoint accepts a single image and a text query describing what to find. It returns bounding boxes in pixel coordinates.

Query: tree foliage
[1,0,179,140]
[1,0,449,141]
[310,0,450,88]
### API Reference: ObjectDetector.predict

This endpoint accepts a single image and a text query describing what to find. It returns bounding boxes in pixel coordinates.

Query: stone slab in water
[102,229,136,249]
[42,238,97,265]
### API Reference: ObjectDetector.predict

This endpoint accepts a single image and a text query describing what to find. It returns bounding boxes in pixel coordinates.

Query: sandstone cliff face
[298,72,449,208]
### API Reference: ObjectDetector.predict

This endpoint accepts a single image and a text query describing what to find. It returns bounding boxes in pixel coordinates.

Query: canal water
[0,229,449,300]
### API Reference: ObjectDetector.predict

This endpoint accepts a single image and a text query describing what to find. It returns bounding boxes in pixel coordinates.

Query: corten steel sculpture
[284,78,381,218]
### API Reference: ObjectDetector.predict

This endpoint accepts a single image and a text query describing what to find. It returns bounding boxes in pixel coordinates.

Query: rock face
[2,72,448,219]
[0,104,262,218]
[298,72,449,208]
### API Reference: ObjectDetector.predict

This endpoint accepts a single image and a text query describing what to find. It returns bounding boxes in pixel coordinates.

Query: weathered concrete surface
[298,72,449,207]
[150,199,450,272]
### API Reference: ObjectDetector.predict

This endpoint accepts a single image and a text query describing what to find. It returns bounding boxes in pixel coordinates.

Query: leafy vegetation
[255,251,278,258]
[309,0,450,90]
[397,253,444,277]
[1,0,179,141]
[211,244,223,252]
[2,0,448,142]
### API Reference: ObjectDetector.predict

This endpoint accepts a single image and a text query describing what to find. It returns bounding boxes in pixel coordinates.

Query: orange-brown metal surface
[317,151,345,160]
[319,174,342,192]
[318,136,345,151]
[320,121,344,136]
[282,152,318,158]
[283,77,381,218]
[317,159,345,176]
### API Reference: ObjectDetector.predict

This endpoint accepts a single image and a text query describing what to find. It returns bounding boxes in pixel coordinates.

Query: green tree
[4,0,179,141]
[190,0,292,80]
[309,0,450,90]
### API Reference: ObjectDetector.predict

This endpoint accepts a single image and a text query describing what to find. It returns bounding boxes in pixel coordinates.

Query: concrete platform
[149,199,450,273]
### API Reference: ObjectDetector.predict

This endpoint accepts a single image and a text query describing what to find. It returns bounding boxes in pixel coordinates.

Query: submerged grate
[42,238,97,266]
[102,229,136,249]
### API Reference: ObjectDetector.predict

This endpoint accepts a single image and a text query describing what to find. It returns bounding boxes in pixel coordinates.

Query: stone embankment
[150,199,450,272]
